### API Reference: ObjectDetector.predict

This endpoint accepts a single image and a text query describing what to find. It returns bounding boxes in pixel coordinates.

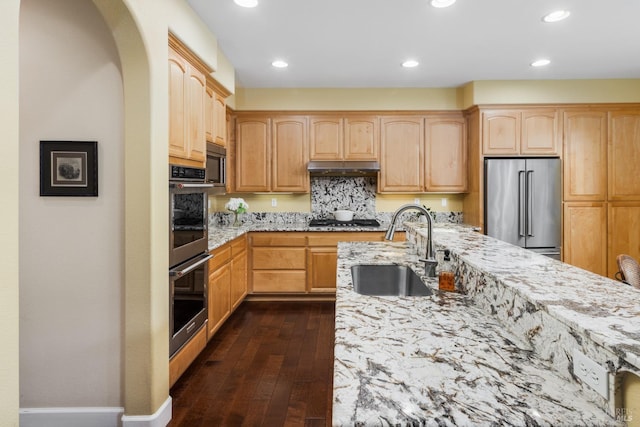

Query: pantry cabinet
[309,115,379,160]
[235,115,308,193]
[607,202,640,278]
[168,41,207,167]
[563,111,608,201]
[563,202,607,277]
[608,111,640,201]
[482,108,560,156]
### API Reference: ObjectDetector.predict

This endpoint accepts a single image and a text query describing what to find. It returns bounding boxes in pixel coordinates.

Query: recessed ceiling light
[542,10,570,23]
[430,0,456,8]
[271,60,288,68]
[234,0,258,8]
[402,60,419,68]
[531,59,551,67]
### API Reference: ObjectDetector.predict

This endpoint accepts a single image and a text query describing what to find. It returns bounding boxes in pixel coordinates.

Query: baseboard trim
[121,397,172,427]
[19,397,172,427]
[20,406,124,427]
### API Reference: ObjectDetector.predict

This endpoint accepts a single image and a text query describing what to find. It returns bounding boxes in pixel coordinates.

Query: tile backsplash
[310,176,376,218]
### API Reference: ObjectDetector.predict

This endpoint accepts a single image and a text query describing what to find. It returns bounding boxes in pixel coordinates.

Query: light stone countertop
[333,238,625,426]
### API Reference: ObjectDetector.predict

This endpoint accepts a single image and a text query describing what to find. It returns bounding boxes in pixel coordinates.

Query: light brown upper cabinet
[235,115,309,193]
[272,116,309,192]
[379,116,424,192]
[425,116,467,192]
[608,111,640,201]
[235,116,270,192]
[168,44,206,166]
[482,109,560,156]
[563,110,608,201]
[379,115,467,193]
[205,81,228,147]
[309,115,379,160]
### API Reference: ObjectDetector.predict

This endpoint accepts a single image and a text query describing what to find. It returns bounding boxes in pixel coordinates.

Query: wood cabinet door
[307,247,337,293]
[205,86,215,144]
[563,111,607,201]
[424,116,467,192]
[168,47,188,159]
[563,202,607,276]
[607,202,640,279]
[344,116,379,160]
[214,93,226,146]
[271,116,309,192]
[230,248,247,309]
[235,117,270,192]
[309,116,343,160]
[186,66,206,163]
[482,110,520,155]
[608,111,640,201]
[379,116,424,192]
[208,263,231,339]
[521,109,560,155]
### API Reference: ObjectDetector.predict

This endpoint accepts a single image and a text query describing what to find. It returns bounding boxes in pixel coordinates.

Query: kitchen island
[333,223,640,426]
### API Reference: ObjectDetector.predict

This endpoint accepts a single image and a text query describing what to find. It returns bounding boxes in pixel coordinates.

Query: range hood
[307,160,380,176]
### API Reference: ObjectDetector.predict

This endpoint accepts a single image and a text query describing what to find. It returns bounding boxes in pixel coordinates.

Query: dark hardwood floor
[169,301,335,427]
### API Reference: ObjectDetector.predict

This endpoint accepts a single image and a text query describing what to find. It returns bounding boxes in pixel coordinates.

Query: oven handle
[169,253,213,277]
[170,182,214,190]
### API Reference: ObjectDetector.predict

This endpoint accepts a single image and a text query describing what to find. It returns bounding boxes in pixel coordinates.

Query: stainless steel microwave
[206,144,226,194]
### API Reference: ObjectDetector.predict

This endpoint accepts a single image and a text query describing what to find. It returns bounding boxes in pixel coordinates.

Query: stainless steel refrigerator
[484,158,561,259]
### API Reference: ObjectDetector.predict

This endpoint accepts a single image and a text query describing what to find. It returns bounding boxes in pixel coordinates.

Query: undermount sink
[351,264,433,296]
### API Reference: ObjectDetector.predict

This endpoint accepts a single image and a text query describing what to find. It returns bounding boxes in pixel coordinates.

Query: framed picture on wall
[40,141,98,197]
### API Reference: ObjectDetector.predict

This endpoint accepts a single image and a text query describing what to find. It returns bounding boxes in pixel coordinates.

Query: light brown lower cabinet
[169,324,206,387]
[607,202,640,279]
[230,236,248,309]
[250,231,405,294]
[563,202,607,277]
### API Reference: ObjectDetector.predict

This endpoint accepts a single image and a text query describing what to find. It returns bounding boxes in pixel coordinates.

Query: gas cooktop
[308,218,381,227]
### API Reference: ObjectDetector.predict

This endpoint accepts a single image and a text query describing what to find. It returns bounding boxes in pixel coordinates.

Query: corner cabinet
[235,115,309,193]
[168,37,209,167]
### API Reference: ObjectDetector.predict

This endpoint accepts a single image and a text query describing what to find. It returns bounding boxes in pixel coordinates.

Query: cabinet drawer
[307,232,383,246]
[252,270,306,293]
[230,235,247,256]
[251,232,307,247]
[209,244,231,271]
[252,247,306,269]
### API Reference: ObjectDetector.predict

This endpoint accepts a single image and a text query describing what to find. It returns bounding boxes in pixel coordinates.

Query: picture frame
[40,141,98,197]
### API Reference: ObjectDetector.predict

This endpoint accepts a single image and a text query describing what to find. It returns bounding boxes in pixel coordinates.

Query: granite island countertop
[333,239,624,426]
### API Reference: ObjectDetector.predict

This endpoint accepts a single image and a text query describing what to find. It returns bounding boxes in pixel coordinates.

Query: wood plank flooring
[169,301,335,427]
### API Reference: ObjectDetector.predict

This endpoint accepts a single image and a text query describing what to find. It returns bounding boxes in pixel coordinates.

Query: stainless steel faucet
[385,204,438,277]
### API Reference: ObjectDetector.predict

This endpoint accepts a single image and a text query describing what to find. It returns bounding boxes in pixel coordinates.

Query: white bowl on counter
[334,210,354,221]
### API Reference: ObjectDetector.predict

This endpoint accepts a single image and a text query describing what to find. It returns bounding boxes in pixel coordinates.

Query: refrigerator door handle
[527,170,534,237]
[518,170,526,237]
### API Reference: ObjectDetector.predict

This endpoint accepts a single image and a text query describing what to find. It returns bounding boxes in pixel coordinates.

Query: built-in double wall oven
[169,165,212,357]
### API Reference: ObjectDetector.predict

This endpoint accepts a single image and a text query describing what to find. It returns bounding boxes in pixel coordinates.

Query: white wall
[19,0,124,408]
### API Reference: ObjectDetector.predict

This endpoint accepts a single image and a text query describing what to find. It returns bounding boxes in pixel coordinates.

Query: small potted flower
[225,197,249,227]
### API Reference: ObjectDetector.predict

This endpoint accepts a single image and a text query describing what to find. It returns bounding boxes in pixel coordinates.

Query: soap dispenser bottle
[438,249,456,292]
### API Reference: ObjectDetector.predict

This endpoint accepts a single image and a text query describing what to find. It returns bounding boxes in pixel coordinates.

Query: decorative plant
[225,197,249,226]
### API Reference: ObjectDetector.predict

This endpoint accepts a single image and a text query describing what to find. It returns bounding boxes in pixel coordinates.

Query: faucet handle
[418,257,438,278]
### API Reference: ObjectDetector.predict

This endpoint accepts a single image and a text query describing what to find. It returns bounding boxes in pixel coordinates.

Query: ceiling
[187,0,640,89]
